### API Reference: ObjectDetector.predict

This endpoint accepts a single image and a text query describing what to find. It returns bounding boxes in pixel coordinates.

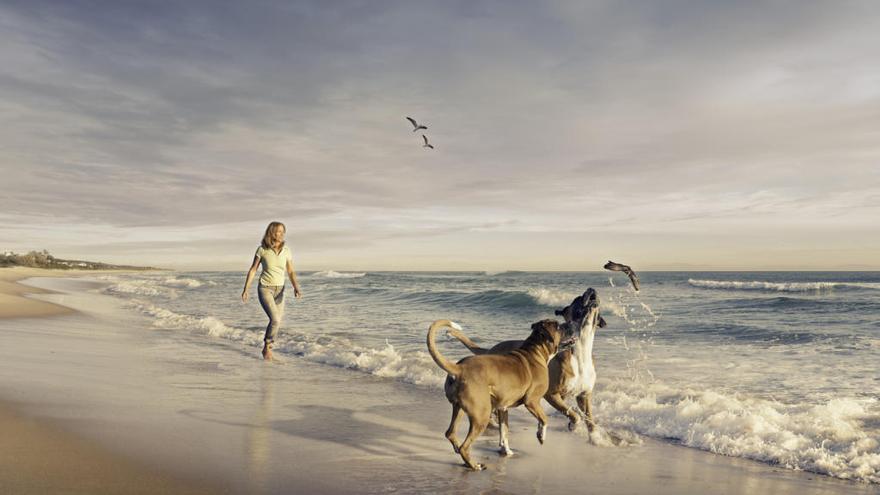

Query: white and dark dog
[447,289,605,433]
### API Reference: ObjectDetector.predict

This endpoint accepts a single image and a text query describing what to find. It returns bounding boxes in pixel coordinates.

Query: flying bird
[422,134,434,149]
[406,116,427,132]
[604,260,640,292]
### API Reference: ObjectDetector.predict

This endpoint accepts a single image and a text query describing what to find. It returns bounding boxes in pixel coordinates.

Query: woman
[242,221,302,360]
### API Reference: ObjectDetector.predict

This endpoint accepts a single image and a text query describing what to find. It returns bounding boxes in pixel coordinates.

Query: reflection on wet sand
[246,368,275,493]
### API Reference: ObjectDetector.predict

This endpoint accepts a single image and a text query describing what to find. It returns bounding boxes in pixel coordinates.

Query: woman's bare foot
[262,344,273,361]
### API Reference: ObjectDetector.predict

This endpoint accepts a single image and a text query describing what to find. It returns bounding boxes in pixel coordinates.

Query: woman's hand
[294,288,303,299]
[241,289,249,303]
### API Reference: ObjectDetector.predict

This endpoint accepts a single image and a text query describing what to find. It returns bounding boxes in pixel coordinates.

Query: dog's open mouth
[559,334,577,350]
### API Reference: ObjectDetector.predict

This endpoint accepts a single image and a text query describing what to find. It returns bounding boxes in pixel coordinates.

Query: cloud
[1,1,879,268]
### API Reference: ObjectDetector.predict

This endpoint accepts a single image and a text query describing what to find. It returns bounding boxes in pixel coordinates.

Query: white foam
[596,380,880,483]
[275,340,446,388]
[688,279,880,292]
[105,280,177,298]
[161,277,204,288]
[311,270,367,279]
[131,300,262,345]
[527,288,578,307]
[102,275,209,298]
[124,301,448,389]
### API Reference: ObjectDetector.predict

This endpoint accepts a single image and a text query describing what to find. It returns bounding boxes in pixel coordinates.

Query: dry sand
[1,270,878,494]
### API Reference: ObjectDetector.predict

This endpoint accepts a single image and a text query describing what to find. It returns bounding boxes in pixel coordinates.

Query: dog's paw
[499,447,514,457]
[469,463,486,471]
[567,418,579,431]
[537,424,547,444]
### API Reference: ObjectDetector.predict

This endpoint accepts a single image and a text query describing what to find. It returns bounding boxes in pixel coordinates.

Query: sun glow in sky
[2,1,879,270]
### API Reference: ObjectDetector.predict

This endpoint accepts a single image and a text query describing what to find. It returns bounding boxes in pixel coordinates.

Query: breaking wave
[596,381,880,483]
[311,270,367,279]
[688,279,880,292]
[125,300,446,389]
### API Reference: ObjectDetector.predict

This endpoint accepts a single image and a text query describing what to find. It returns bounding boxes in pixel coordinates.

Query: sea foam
[311,270,367,278]
[597,381,880,483]
[526,288,578,307]
[689,279,880,292]
[125,300,447,388]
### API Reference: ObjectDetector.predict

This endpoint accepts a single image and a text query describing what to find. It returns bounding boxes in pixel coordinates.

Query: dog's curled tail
[446,327,489,355]
[427,320,463,377]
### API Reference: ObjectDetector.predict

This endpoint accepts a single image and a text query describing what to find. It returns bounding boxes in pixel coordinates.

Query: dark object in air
[604,260,640,292]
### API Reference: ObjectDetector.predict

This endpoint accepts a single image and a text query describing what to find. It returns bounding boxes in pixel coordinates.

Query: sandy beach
[0,267,78,318]
[1,270,878,494]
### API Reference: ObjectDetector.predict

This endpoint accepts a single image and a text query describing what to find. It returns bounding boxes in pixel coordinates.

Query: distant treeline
[1,250,154,271]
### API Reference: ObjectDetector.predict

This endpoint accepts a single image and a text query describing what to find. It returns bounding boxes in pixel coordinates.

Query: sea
[96,270,880,483]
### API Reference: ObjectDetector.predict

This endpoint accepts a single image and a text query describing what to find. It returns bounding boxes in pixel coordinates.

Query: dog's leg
[497,409,514,456]
[546,393,581,431]
[577,392,596,432]
[496,409,504,447]
[445,402,464,453]
[459,414,490,470]
[488,409,500,430]
[523,400,550,445]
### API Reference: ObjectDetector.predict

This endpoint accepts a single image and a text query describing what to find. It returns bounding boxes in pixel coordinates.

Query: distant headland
[1,250,156,271]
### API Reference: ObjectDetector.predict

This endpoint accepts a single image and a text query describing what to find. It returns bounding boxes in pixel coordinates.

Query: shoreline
[0,267,78,318]
[0,266,165,318]
[1,272,877,494]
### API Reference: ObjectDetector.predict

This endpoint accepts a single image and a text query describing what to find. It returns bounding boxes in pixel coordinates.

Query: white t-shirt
[255,245,292,286]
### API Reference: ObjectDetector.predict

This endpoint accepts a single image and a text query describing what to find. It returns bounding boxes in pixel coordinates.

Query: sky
[1,0,879,271]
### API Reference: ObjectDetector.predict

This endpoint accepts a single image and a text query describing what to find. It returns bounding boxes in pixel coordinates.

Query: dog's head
[554,288,605,339]
[525,319,576,357]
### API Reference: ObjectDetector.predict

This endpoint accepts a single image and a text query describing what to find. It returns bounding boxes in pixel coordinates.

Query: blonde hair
[261,221,286,249]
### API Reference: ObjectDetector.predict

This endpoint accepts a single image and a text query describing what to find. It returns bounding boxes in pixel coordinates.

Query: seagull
[604,260,640,292]
[406,116,427,132]
[422,135,434,149]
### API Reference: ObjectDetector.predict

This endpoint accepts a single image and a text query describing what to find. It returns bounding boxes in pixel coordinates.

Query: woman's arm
[242,255,260,302]
[286,258,302,298]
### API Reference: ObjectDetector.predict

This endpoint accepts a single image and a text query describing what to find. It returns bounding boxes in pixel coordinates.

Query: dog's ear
[554,309,564,316]
[598,315,607,328]
[537,319,559,342]
[530,320,547,340]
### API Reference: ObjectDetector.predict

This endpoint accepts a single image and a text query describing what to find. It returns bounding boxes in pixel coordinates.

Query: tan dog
[427,319,574,470]
[447,289,604,432]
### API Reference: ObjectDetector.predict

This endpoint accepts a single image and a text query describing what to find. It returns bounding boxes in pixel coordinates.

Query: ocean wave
[161,277,204,288]
[681,322,829,345]
[126,301,447,389]
[720,296,820,310]
[596,381,880,483]
[101,275,208,297]
[688,279,880,292]
[311,270,367,279]
[104,280,177,298]
[132,301,256,343]
[409,287,578,311]
[526,288,578,308]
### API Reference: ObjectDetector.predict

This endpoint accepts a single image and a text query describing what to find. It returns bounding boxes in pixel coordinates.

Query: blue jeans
[258,284,285,344]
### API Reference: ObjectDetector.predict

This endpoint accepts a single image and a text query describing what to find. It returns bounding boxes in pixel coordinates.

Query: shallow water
[96,270,880,483]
